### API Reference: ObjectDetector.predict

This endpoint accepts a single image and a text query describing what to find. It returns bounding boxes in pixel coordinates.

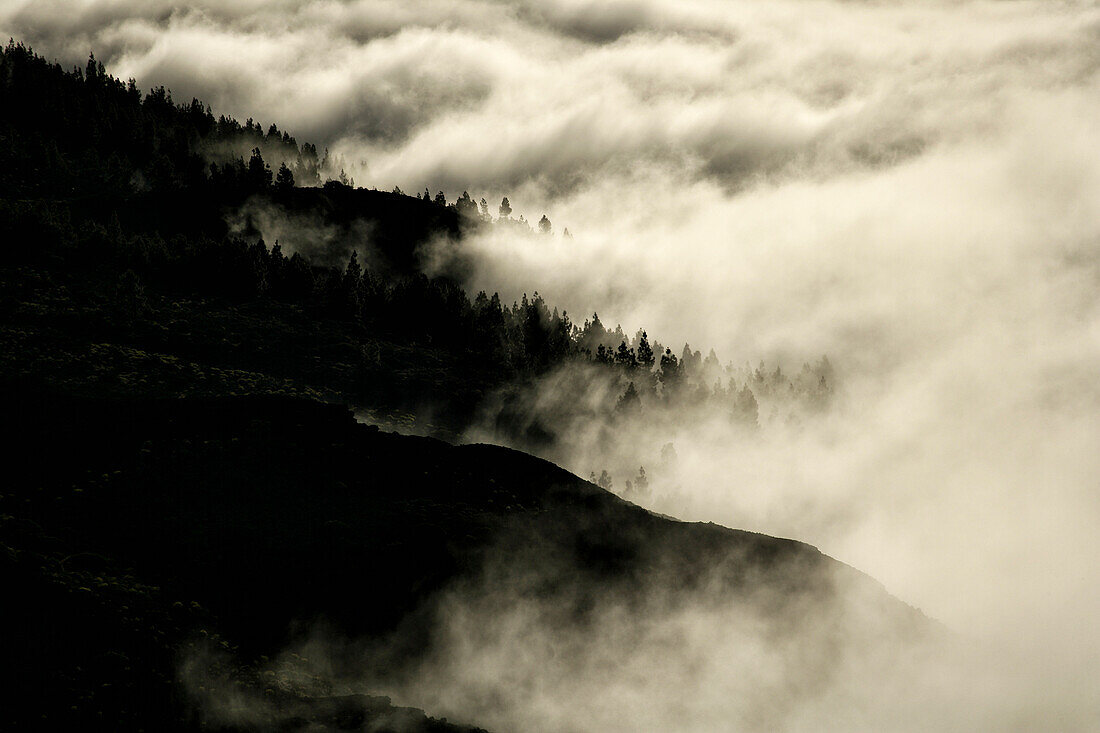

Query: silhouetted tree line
[0,41,330,202]
[414,188,560,239]
[0,41,835,410]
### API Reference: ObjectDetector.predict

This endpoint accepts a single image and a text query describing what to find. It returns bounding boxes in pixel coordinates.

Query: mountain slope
[1,390,929,730]
[1,40,930,732]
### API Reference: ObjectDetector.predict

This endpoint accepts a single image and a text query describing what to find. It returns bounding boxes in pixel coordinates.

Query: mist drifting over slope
[7,0,1100,727]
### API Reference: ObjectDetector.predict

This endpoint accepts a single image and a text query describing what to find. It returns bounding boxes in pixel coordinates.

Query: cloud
[6,0,1100,726]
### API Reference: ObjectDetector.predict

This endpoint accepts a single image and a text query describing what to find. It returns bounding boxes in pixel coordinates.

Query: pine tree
[659,348,681,393]
[615,340,637,369]
[456,190,479,218]
[735,385,759,427]
[339,250,362,316]
[343,250,362,287]
[275,162,294,192]
[636,331,655,369]
[616,381,641,413]
[247,147,272,190]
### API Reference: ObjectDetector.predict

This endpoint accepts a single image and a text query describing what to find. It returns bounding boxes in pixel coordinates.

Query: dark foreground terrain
[1,389,928,731]
[0,41,930,731]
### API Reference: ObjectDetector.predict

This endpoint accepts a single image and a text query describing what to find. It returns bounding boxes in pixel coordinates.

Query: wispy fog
[8,0,1100,727]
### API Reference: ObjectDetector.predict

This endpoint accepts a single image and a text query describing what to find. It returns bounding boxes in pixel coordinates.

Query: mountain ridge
[2,390,931,729]
[1,38,932,732]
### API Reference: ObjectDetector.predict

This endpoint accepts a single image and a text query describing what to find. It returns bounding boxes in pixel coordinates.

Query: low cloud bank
[7,0,1100,726]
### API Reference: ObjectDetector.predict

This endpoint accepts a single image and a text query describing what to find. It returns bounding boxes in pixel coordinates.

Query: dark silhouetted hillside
[1,40,927,732]
[1,390,928,730]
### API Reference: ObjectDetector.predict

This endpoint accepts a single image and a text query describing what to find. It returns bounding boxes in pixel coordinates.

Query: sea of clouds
[6,0,1100,727]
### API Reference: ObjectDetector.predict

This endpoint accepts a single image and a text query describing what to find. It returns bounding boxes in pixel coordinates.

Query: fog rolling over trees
[4,0,1100,730]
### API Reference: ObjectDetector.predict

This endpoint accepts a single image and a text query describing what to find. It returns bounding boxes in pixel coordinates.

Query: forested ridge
[0,40,932,733]
[0,40,833,445]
